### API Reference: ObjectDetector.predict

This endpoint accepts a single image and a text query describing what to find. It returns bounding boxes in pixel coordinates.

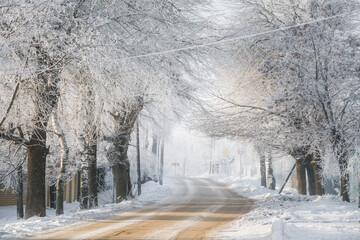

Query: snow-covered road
[29,177,253,240]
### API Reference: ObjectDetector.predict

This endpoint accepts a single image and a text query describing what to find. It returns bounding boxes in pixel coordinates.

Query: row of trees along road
[0,0,219,219]
[194,0,360,206]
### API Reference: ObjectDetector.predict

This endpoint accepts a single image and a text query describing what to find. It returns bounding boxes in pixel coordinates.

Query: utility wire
[0,8,358,77]
[103,9,360,62]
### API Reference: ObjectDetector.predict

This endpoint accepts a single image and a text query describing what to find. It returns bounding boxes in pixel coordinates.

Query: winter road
[31,177,253,240]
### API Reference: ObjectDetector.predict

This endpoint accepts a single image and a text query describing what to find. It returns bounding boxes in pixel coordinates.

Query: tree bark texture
[311,153,325,195]
[17,166,24,219]
[80,158,89,209]
[24,44,61,219]
[25,139,47,219]
[260,153,267,187]
[266,152,276,190]
[51,111,69,216]
[88,143,98,208]
[159,140,164,186]
[112,134,131,202]
[337,149,350,202]
[332,130,350,202]
[305,154,316,196]
[83,85,98,208]
[358,170,360,208]
[136,122,141,195]
[296,158,307,195]
[340,173,350,202]
[110,98,143,202]
[112,160,127,203]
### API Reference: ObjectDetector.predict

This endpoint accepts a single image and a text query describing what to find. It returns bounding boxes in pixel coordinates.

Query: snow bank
[0,178,175,239]
[209,175,360,240]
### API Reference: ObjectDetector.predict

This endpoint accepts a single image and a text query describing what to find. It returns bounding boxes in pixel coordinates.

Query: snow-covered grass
[0,178,175,239]
[209,175,360,240]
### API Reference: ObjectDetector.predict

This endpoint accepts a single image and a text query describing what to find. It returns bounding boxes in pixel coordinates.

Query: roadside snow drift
[210,175,360,240]
[0,179,175,239]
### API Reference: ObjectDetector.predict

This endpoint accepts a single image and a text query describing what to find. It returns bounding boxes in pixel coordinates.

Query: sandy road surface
[31,177,253,240]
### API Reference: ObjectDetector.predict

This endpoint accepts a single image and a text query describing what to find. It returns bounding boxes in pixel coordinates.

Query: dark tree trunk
[332,131,350,202]
[83,85,98,208]
[126,160,132,196]
[110,98,143,202]
[358,170,360,208]
[55,176,64,215]
[340,173,350,202]
[338,151,350,202]
[17,166,24,219]
[311,153,324,195]
[260,153,267,187]
[88,144,98,208]
[52,110,69,216]
[112,161,127,203]
[136,122,141,195]
[266,152,276,190]
[112,133,130,202]
[24,43,60,219]
[296,158,307,195]
[305,163,316,195]
[304,154,316,195]
[80,159,88,209]
[25,139,47,219]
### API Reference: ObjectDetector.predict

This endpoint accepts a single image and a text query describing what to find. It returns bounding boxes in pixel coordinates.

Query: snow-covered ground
[209,175,360,240]
[1,175,359,240]
[0,179,176,239]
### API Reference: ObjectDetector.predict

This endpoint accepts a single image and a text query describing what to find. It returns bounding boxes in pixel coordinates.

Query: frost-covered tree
[245,0,360,201]
[0,0,226,218]
[0,1,88,218]
[194,0,360,202]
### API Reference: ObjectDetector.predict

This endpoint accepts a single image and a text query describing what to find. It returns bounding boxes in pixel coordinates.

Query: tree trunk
[152,135,158,156]
[126,160,132,196]
[339,152,350,202]
[296,158,307,195]
[88,143,98,208]
[17,166,24,219]
[159,140,164,185]
[112,133,130,202]
[112,161,127,203]
[52,111,69,216]
[55,175,64,215]
[136,122,141,195]
[25,140,47,219]
[311,153,324,195]
[83,84,98,208]
[305,163,316,195]
[24,45,60,219]
[358,170,360,208]
[110,98,143,202]
[266,152,276,190]
[340,173,350,202]
[80,158,88,209]
[260,153,267,187]
[304,154,316,196]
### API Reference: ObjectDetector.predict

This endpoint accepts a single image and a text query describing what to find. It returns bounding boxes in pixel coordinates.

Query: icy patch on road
[209,175,360,240]
[0,178,176,239]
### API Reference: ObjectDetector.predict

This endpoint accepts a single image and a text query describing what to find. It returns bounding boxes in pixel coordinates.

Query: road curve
[31,177,253,240]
